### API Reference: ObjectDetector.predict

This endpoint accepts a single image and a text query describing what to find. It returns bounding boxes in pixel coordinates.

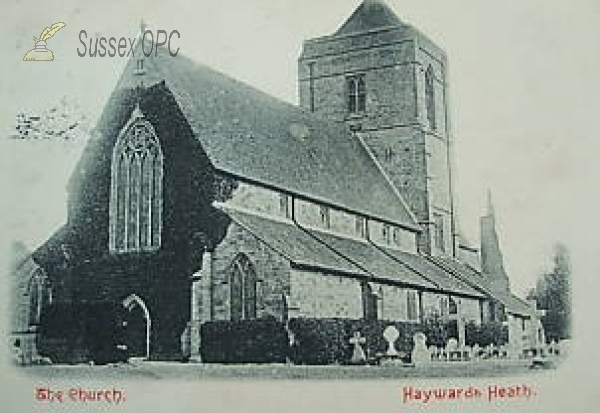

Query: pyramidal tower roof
[335,0,403,36]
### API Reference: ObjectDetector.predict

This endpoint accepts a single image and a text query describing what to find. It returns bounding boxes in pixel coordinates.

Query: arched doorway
[122,294,151,359]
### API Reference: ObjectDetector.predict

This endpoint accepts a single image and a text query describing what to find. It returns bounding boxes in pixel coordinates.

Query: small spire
[486,188,495,217]
[140,18,147,35]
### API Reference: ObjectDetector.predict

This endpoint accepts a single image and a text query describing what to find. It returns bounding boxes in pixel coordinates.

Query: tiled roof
[111,40,419,231]
[303,228,437,290]
[430,256,534,317]
[334,1,403,36]
[501,294,535,318]
[228,210,490,298]
[227,210,367,277]
[379,247,485,299]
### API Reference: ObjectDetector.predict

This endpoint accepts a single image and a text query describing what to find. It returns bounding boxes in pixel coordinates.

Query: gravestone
[428,345,438,361]
[489,343,497,358]
[464,345,472,361]
[349,332,366,364]
[411,332,430,366]
[446,338,459,361]
[383,325,400,357]
[558,339,571,357]
[549,340,557,356]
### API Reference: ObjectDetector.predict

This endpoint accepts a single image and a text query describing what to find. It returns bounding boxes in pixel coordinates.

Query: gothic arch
[347,75,366,113]
[109,104,164,253]
[229,253,257,321]
[425,65,436,130]
[122,294,152,359]
[26,269,52,327]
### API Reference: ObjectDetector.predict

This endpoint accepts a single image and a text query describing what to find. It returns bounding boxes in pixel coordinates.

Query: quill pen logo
[23,22,66,61]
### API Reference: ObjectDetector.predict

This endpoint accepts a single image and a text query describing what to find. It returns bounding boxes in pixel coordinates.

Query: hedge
[465,321,509,347]
[199,318,288,363]
[198,317,456,365]
[287,318,425,365]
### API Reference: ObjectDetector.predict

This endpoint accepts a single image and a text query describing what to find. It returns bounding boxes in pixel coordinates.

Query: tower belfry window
[347,75,366,113]
[308,62,316,112]
[433,213,445,253]
[425,66,436,130]
[109,104,164,253]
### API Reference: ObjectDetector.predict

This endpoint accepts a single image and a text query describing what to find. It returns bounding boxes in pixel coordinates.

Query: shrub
[199,318,288,363]
[38,301,126,364]
[287,318,350,365]
[465,321,509,347]
[420,315,449,348]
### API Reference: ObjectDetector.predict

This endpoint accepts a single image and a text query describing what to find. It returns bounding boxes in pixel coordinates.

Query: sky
[1,0,598,298]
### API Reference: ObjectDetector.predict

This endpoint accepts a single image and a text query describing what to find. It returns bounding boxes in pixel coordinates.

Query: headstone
[446,338,458,352]
[445,338,459,361]
[558,339,571,357]
[549,340,557,356]
[499,344,508,358]
[411,332,430,366]
[383,325,400,357]
[472,343,481,358]
[349,332,367,364]
[428,345,438,361]
[486,343,494,358]
[464,345,472,361]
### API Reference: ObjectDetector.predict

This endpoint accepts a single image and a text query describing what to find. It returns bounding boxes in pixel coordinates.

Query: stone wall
[459,297,483,324]
[378,284,407,321]
[211,220,291,321]
[288,269,363,319]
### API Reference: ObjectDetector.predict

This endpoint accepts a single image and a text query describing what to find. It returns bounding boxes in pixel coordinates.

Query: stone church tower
[299,0,457,256]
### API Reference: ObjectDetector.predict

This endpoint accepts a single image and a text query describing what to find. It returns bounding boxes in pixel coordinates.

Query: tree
[529,244,572,342]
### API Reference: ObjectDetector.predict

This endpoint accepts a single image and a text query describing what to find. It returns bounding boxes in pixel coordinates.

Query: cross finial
[132,102,144,120]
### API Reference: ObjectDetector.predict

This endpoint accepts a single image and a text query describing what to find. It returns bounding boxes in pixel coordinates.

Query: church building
[11,0,543,363]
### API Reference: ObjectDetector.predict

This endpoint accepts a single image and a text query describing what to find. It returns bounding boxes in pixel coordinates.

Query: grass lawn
[18,359,550,381]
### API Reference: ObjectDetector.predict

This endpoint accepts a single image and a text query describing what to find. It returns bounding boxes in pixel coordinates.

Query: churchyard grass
[21,359,544,380]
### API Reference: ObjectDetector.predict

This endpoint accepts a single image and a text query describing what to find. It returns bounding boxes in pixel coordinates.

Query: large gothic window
[425,66,436,130]
[229,254,257,321]
[109,105,164,253]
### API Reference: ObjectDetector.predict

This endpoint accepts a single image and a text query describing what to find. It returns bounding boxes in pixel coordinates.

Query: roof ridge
[106,32,422,231]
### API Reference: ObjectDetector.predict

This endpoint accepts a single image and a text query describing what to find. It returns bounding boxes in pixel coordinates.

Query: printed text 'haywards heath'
[77,29,180,57]
[402,384,536,404]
